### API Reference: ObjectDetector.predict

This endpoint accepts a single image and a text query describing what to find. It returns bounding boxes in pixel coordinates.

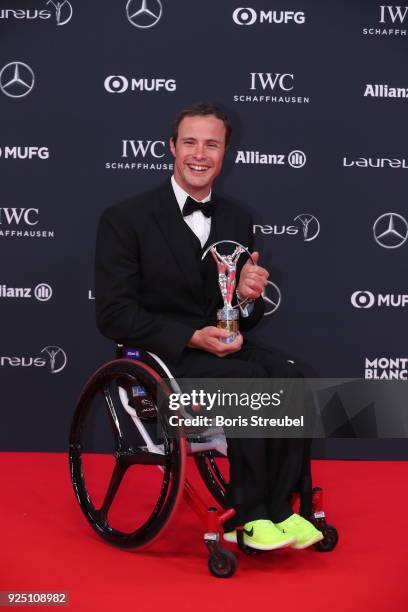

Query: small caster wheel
[208,548,237,578]
[315,525,338,552]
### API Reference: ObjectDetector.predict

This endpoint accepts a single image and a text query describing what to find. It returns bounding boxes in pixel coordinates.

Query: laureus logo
[46,0,73,26]
[41,346,67,373]
[254,214,320,242]
[0,345,67,372]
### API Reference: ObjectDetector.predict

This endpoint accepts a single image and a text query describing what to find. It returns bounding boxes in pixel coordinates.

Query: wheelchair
[69,346,338,578]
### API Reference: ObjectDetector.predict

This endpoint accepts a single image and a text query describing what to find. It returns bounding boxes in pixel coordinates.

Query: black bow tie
[182,196,216,218]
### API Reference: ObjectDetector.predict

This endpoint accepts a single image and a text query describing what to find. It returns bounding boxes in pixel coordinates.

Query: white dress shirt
[171,175,212,248]
[170,175,254,317]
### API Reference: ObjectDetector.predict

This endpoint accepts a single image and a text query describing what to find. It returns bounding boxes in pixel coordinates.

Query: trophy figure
[202,240,253,344]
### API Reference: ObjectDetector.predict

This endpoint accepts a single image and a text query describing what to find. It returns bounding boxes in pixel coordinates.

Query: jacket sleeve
[95,206,196,363]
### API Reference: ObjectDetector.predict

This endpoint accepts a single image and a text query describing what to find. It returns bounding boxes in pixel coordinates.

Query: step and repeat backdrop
[1,0,407,457]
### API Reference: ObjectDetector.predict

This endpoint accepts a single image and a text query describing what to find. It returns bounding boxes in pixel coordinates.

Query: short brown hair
[171,103,232,146]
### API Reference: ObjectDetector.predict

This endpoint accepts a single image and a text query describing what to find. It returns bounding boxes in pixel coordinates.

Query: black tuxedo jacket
[95,179,264,364]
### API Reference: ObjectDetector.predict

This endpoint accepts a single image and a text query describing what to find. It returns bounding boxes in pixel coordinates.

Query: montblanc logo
[0,146,49,160]
[351,291,408,309]
[365,357,408,380]
[232,8,305,26]
[105,139,173,171]
[0,283,52,301]
[235,149,306,168]
[343,156,408,169]
[0,345,67,373]
[104,75,176,94]
[0,208,54,239]
[0,1,73,26]
[254,214,320,242]
[364,84,408,98]
[234,73,310,105]
[362,5,407,37]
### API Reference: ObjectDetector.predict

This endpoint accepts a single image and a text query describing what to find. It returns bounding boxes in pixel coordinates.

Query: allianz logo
[343,156,408,169]
[364,84,408,98]
[0,146,49,160]
[0,283,52,301]
[351,291,408,308]
[235,150,306,168]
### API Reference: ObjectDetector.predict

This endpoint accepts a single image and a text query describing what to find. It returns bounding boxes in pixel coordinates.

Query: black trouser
[170,340,309,529]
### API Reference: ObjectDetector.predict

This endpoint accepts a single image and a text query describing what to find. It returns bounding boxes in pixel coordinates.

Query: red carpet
[1,453,407,612]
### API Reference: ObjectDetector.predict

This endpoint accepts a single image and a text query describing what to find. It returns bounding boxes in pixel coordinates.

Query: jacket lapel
[153,180,205,309]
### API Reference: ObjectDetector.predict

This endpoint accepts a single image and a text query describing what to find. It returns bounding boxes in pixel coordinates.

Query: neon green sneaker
[223,519,295,550]
[276,513,324,549]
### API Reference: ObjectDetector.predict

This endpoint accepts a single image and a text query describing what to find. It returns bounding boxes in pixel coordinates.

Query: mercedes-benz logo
[262,281,282,315]
[126,0,162,28]
[373,212,408,249]
[41,345,67,373]
[294,214,320,242]
[0,62,35,98]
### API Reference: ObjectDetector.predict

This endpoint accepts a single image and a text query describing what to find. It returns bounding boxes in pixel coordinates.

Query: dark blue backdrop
[1,0,407,458]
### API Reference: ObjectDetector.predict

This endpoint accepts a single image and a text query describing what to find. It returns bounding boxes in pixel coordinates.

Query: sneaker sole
[292,533,324,550]
[223,533,295,550]
[223,532,237,544]
[244,536,296,551]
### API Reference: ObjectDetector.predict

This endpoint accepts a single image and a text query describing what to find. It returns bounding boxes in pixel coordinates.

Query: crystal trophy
[202,240,254,344]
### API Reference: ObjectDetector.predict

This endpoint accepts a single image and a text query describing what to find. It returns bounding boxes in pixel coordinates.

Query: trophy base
[217,307,239,344]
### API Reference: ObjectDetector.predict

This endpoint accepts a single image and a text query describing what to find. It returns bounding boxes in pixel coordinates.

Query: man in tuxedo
[95,103,322,551]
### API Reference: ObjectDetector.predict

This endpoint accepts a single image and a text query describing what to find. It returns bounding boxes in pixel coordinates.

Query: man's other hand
[236,251,269,300]
[187,326,243,357]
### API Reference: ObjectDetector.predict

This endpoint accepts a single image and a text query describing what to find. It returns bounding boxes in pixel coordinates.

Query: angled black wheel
[315,525,338,552]
[208,548,237,578]
[194,451,228,507]
[69,359,186,549]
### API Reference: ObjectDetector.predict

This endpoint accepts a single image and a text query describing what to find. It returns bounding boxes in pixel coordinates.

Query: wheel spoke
[99,460,128,516]
[102,384,124,441]
[115,447,167,466]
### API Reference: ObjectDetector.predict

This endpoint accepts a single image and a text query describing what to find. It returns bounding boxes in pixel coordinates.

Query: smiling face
[170,114,227,200]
